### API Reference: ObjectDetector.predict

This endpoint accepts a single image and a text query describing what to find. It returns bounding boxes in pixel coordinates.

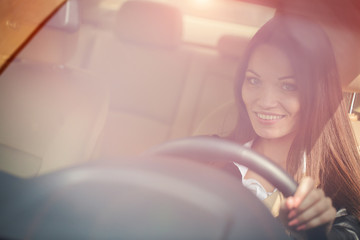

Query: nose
[257,88,278,109]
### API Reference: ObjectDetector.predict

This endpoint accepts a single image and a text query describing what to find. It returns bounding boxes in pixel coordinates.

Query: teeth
[257,113,283,120]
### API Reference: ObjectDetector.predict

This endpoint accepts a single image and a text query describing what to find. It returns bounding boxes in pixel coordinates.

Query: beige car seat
[89,1,190,158]
[0,2,109,177]
[192,34,247,137]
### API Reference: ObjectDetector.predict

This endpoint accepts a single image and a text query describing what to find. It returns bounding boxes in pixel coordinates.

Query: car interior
[0,0,359,239]
[0,0,275,177]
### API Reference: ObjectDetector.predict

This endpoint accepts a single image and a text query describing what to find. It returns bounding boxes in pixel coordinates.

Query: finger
[287,177,315,219]
[284,197,296,219]
[295,189,324,215]
[288,196,332,227]
[293,177,315,208]
[280,196,296,222]
[281,196,296,211]
[295,206,336,231]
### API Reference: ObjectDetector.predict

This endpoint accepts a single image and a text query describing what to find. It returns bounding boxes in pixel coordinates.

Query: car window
[0,0,66,72]
[0,0,359,178]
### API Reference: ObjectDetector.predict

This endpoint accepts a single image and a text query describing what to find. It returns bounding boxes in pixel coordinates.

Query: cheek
[283,95,301,117]
[241,84,252,108]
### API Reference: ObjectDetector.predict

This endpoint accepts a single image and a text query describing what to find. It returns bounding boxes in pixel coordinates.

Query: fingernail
[288,210,296,219]
[288,219,299,227]
[296,224,306,231]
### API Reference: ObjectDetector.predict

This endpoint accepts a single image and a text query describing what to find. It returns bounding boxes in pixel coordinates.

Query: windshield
[0,0,359,179]
[0,0,66,71]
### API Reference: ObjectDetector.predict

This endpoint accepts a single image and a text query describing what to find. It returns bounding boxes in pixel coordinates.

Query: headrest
[115,0,183,49]
[217,35,249,59]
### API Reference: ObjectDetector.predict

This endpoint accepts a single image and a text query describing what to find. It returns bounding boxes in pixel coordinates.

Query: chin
[255,130,296,141]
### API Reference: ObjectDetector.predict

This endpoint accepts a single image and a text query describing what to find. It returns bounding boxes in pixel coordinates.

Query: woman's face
[241,44,300,140]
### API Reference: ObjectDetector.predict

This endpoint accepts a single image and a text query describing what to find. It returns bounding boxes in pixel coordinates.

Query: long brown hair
[232,14,360,218]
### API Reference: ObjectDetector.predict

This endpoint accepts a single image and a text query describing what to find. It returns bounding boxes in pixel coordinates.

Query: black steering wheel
[147,136,297,197]
[0,136,326,239]
[146,136,328,240]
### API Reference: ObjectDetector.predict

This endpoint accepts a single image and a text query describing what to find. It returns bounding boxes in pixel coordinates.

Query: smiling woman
[242,44,300,143]
[229,13,360,239]
[0,0,359,239]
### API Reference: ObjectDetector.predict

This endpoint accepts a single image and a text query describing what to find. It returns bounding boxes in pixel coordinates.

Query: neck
[252,134,296,169]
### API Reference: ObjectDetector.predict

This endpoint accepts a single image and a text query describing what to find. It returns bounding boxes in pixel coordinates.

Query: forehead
[247,44,294,77]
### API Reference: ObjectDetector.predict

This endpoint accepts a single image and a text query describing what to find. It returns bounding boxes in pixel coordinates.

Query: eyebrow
[279,75,296,81]
[246,69,261,77]
[246,69,295,81]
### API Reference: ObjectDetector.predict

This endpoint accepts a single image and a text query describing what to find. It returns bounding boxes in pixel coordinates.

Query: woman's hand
[279,177,336,238]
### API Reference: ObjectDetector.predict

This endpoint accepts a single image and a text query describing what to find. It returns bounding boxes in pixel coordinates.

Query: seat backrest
[0,64,109,177]
[88,0,191,158]
[190,34,248,131]
[190,34,248,137]
[193,101,238,137]
[0,2,109,177]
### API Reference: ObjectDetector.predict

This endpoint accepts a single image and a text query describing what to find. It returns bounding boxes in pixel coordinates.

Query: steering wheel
[0,136,326,239]
[147,136,297,197]
[146,136,328,240]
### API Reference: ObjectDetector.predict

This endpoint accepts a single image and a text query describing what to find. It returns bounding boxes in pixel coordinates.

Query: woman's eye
[246,77,260,85]
[282,83,298,91]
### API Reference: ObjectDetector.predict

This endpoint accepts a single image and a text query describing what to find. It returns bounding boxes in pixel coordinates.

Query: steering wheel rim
[0,155,292,240]
[0,136,327,240]
[146,136,330,240]
[146,136,298,197]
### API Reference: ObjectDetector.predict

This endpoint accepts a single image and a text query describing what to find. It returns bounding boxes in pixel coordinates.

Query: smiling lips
[256,112,285,121]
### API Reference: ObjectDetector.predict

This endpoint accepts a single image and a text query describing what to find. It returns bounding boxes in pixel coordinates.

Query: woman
[231,13,360,239]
